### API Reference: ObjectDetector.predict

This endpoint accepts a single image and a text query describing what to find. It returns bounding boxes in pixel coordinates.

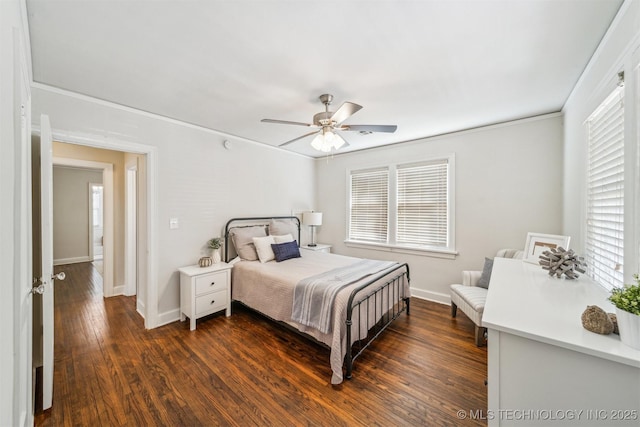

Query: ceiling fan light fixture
[311,129,345,152]
[329,131,346,149]
[267,93,396,151]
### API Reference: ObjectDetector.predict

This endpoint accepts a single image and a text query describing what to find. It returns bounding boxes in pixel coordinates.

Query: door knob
[31,283,45,295]
[31,272,65,295]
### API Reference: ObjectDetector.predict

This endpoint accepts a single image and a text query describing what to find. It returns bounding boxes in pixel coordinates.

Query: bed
[224,216,411,384]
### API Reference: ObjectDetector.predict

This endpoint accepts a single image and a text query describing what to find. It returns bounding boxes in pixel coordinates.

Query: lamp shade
[302,212,323,226]
[311,130,345,153]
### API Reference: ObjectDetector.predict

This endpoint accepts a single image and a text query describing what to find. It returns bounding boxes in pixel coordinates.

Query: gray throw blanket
[291,259,397,334]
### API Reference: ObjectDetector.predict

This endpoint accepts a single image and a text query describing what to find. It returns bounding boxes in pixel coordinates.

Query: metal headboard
[224,216,301,262]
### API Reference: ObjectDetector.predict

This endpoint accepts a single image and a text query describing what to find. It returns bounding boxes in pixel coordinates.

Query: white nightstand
[178,262,233,331]
[301,243,332,253]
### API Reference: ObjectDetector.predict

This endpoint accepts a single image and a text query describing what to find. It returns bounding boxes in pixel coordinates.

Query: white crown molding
[563,0,639,109]
[321,111,564,160]
[30,82,314,159]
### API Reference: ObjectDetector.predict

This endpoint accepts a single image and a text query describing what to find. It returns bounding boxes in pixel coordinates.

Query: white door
[14,28,33,426]
[38,114,63,410]
[91,184,104,260]
[125,167,137,296]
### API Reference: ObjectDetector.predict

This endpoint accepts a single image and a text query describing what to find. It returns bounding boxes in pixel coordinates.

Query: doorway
[37,129,158,330]
[53,157,114,295]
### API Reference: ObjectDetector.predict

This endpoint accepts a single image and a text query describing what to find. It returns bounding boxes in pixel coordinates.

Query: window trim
[346,154,456,258]
[343,240,458,259]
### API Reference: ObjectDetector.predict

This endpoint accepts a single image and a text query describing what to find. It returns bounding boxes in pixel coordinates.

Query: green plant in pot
[609,274,640,350]
[207,237,223,264]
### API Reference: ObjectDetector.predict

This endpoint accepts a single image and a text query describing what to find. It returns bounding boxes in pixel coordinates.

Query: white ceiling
[26,0,623,158]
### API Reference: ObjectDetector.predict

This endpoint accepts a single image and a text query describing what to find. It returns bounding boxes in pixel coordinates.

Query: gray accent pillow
[229,226,267,261]
[477,257,494,289]
[269,219,298,241]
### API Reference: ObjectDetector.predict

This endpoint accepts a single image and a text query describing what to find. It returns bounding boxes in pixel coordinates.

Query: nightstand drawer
[195,271,228,295]
[195,289,228,315]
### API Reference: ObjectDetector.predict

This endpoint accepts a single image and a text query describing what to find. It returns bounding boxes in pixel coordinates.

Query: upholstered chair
[450,249,523,346]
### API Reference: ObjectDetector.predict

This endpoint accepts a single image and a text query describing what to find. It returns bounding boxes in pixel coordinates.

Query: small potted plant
[609,274,640,350]
[207,237,223,264]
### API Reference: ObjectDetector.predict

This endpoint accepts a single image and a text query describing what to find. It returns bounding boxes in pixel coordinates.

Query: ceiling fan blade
[330,102,363,125]
[262,118,316,127]
[279,130,320,147]
[340,124,398,133]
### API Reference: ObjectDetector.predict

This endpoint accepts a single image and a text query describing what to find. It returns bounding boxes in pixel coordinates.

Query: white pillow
[272,233,294,244]
[252,235,276,263]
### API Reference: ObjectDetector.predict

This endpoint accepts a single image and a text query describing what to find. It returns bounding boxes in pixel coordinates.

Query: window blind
[586,87,624,291]
[349,168,388,243]
[397,160,448,247]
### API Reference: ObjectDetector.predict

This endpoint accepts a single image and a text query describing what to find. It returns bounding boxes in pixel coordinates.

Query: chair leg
[475,325,487,347]
[451,302,457,318]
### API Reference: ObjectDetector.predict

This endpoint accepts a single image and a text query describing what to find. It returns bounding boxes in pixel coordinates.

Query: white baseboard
[410,287,451,305]
[136,299,145,319]
[157,308,180,327]
[112,284,125,296]
[54,256,91,266]
[123,286,136,297]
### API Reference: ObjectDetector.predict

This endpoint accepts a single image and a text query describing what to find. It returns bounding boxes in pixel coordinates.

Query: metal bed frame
[224,216,411,380]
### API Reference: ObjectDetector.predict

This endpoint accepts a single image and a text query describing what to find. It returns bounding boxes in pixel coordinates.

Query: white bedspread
[231,250,410,384]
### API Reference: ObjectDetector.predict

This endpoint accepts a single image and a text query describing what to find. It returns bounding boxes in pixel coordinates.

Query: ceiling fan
[261,94,397,153]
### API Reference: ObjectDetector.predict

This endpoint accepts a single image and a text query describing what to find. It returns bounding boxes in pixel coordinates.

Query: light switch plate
[169,218,179,229]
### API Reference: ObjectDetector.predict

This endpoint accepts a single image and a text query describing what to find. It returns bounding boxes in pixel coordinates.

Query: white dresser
[482,258,640,426]
[178,263,232,331]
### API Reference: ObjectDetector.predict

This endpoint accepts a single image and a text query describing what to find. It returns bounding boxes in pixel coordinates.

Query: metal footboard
[345,263,410,380]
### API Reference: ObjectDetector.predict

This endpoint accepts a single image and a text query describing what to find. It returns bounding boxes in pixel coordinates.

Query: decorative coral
[538,247,586,279]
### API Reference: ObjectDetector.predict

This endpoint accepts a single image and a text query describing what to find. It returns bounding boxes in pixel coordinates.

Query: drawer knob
[210,300,215,305]
[210,282,215,286]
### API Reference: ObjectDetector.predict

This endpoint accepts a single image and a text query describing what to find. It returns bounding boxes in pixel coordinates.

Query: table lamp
[302,211,323,247]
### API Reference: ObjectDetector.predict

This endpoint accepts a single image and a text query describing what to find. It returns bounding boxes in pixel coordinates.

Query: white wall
[316,114,564,302]
[52,165,103,263]
[562,0,640,282]
[32,85,316,320]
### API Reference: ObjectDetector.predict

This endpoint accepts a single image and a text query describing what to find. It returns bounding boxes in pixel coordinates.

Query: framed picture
[523,232,571,264]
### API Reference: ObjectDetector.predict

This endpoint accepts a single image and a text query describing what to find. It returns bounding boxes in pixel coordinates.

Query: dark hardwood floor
[36,262,487,426]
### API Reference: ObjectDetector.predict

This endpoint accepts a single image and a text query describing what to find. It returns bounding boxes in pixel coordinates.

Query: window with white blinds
[348,155,454,254]
[586,87,624,291]
[349,168,389,243]
[397,160,448,247]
